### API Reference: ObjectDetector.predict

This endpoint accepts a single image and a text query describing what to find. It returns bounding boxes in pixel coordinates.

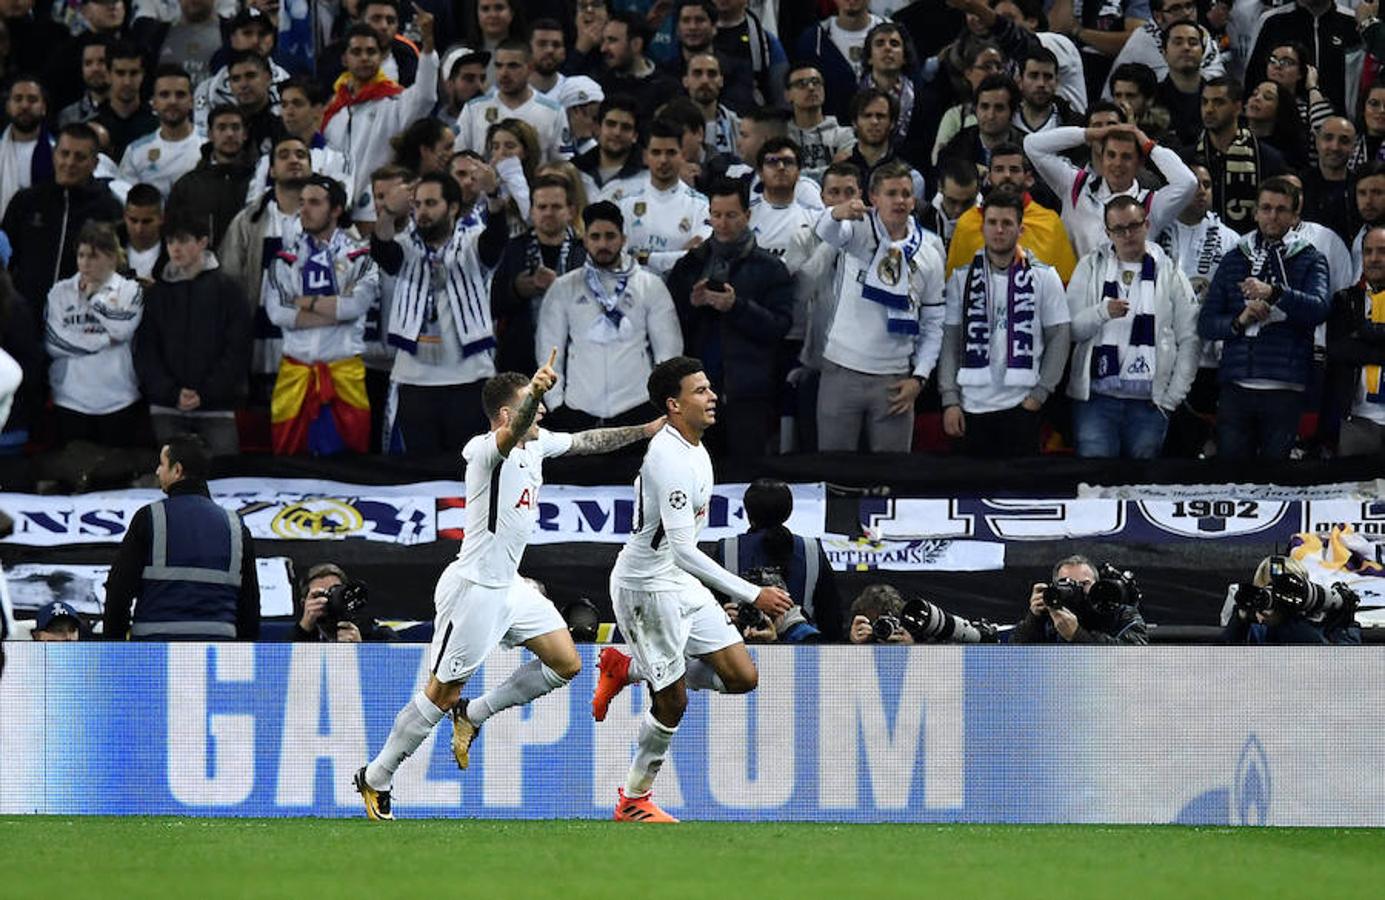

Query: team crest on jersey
[148,147,160,162]
[485,106,498,122]
[634,202,647,216]
[678,217,691,233]
[669,490,687,509]
[877,247,903,286]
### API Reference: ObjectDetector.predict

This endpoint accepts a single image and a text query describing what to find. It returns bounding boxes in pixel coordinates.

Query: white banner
[820,534,1004,572]
[2,558,296,623]
[0,480,827,547]
[1078,480,1385,501]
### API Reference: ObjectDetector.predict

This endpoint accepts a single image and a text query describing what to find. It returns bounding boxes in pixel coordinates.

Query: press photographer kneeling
[1221,555,1362,645]
[293,563,398,642]
[848,584,999,644]
[1013,555,1148,645]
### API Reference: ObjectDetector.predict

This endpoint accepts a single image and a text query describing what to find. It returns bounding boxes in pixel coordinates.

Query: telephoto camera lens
[899,597,999,644]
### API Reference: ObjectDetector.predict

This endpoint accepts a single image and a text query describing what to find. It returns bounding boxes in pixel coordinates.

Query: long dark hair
[743,478,794,570]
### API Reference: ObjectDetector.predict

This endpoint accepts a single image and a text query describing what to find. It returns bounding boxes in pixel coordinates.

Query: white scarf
[1091,251,1158,397]
[582,252,637,344]
[0,127,39,218]
[860,211,923,338]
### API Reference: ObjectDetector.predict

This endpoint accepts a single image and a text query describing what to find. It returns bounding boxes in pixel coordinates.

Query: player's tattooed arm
[566,416,665,455]
[498,349,558,456]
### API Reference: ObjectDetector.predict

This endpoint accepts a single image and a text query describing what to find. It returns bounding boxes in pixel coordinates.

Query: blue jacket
[1199,235,1330,388]
[792,22,860,125]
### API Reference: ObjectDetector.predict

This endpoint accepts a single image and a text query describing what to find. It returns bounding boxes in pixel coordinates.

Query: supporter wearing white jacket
[1066,198,1200,459]
[44,222,145,444]
[321,12,438,224]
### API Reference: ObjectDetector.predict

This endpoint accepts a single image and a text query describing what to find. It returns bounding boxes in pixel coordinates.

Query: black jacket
[134,258,252,410]
[166,146,256,250]
[491,230,586,374]
[1247,5,1361,116]
[103,479,260,640]
[1,179,123,323]
[1324,283,1385,441]
[665,236,794,401]
[1011,603,1149,645]
[316,34,420,91]
[598,67,684,128]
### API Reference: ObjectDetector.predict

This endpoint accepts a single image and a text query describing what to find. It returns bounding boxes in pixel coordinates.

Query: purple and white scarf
[958,249,1039,386]
[1091,253,1157,397]
[300,235,339,296]
[860,212,924,336]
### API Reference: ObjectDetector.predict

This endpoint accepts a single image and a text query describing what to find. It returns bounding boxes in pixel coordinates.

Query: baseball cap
[443,44,491,79]
[558,76,604,110]
[35,601,81,632]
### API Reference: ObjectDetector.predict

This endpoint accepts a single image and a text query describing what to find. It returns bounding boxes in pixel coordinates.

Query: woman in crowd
[486,117,541,234]
[1244,80,1310,172]
[391,117,456,176]
[1263,41,1333,165]
[44,221,146,447]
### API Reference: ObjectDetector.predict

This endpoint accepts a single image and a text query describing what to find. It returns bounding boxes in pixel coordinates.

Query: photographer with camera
[847,583,1000,645]
[1013,554,1149,645]
[716,478,842,642]
[292,563,397,643]
[720,568,821,644]
[1221,555,1362,645]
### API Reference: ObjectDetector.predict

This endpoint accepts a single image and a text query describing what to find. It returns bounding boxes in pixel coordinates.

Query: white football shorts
[609,577,741,691]
[428,560,567,684]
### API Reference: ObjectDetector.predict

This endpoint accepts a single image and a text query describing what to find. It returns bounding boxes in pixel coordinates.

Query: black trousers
[963,405,1042,459]
[395,382,487,455]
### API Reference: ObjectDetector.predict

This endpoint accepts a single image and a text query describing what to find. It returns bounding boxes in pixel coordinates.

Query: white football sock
[684,658,727,692]
[624,655,648,685]
[624,709,677,798]
[365,692,446,790]
[466,659,570,726]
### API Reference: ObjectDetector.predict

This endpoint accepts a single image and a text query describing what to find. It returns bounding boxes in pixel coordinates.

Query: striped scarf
[958,248,1040,387]
[1091,253,1158,398]
[1196,128,1262,233]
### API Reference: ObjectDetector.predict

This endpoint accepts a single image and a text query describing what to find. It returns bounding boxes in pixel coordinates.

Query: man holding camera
[1013,554,1148,644]
[292,563,397,642]
[1221,555,1362,645]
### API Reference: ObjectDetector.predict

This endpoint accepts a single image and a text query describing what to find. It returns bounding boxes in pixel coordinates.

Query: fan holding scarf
[1198,177,1330,460]
[938,188,1071,458]
[1067,195,1201,459]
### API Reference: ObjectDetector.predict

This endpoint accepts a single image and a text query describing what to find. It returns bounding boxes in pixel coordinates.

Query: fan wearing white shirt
[118,64,202,198]
[355,357,664,820]
[122,184,165,285]
[749,137,819,341]
[455,41,565,164]
[592,356,793,824]
[619,119,711,274]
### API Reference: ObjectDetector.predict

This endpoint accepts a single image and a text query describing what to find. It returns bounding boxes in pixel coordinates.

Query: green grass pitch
[4,817,1383,899]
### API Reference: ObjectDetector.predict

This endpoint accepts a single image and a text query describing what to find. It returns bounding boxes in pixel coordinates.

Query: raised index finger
[546,347,558,369]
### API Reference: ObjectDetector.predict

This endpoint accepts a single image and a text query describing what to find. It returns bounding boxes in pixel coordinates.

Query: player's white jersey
[611,424,714,591]
[620,178,711,273]
[455,427,573,587]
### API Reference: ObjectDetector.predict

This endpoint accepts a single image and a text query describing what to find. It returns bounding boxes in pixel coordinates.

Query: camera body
[318,580,369,630]
[871,614,901,641]
[1042,578,1084,610]
[1234,556,1360,621]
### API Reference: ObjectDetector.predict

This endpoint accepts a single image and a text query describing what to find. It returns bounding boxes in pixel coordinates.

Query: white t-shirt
[455,428,574,587]
[943,261,1070,414]
[827,16,882,78]
[455,88,566,163]
[620,177,711,273]
[127,244,161,280]
[117,128,203,198]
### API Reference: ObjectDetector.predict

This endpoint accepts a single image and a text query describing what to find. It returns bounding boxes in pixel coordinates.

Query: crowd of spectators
[2,0,1385,468]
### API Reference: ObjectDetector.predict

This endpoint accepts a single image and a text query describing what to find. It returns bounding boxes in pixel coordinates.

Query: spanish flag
[271,356,370,456]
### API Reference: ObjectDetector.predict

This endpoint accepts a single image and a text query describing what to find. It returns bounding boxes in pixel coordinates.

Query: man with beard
[57,35,113,127]
[166,104,254,249]
[574,95,647,203]
[946,143,1077,282]
[791,0,883,122]
[1301,116,1357,244]
[619,119,711,275]
[372,170,509,454]
[528,18,566,100]
[1013,49,1082,135]
[667,177,793,457]
[1350,164,1385,281]
[683,51,740,161]
[537,201,682,431]
[658,0,754,113]
[1193,77,1286,233]
[1152,20,1203,148]
[318,0,421,89]
[455,40,564,163]
[843,89,927,206]
[0,76,52,221]
[599,11,681,126]
[194,7,292,133]
[437,45,489,122]
[226,51,286,158]
[118,65,203,198]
